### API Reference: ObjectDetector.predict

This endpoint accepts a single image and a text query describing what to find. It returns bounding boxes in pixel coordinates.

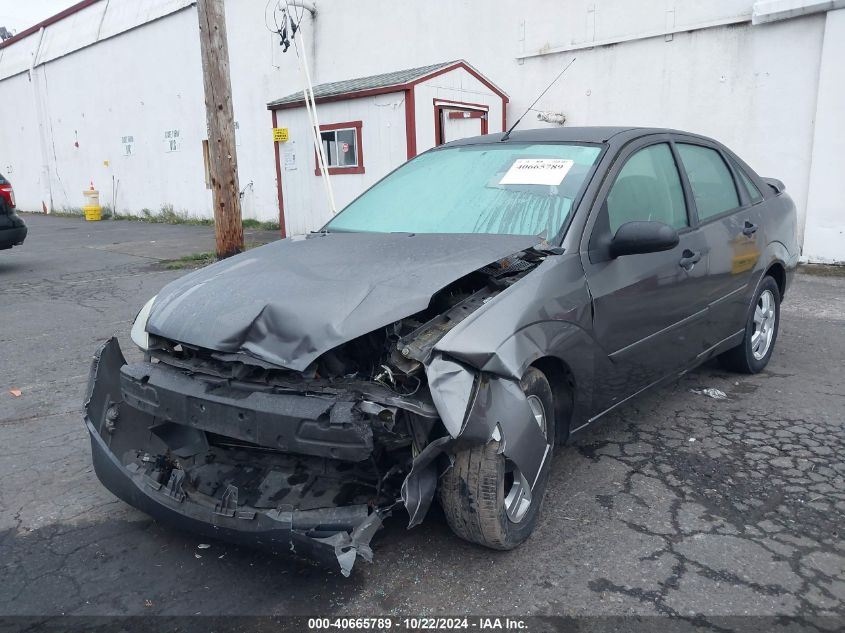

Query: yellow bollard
[83,181,102,221]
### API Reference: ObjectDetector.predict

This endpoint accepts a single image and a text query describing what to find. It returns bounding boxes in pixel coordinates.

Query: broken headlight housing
[130,295,157,351]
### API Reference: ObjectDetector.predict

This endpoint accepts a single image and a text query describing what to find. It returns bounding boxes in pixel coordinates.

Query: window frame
[671,137,749,225]
[729,155,764,205]
[314,120,364,176]
[585,135,695,263]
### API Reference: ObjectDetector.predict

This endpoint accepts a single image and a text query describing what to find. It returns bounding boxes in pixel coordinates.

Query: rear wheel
[438,367,556,550]
[718,275,780,374]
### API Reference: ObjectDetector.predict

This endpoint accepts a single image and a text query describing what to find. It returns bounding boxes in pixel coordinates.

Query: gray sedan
[84,127,799,575]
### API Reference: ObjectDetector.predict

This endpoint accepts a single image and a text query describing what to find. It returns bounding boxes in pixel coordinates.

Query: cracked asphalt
[1,214,843,622]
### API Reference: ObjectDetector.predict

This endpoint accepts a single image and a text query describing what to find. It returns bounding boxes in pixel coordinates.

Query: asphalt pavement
[1,214,842,621]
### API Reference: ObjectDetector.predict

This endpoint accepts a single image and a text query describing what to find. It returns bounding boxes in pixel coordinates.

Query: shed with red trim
[267,60,508,237]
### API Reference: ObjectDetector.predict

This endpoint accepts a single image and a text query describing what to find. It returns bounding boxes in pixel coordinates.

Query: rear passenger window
[605,143,688,233]
[736,164,763,203]
[677,144,739,220]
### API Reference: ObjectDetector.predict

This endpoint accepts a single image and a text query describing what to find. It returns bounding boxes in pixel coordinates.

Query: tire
[438,367,556,550]
[718,275,781,374]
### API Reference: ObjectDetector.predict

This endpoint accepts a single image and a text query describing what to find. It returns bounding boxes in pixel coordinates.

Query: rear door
[581,136,710,414]
[673,138,764,350]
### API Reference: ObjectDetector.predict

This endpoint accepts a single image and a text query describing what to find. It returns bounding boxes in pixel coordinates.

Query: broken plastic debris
[194,553,202,559]
[688,438,696,443]
[197,543,210,549]
[690,387,727,400]
[9,389,21,397]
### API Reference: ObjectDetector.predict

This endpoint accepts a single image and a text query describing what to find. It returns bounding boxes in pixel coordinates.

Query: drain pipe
[29,27,53,213]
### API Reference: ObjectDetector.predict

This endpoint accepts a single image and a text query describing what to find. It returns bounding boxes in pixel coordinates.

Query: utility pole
[197,0,243,258]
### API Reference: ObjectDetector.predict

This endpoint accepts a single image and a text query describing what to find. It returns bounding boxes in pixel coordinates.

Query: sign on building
[273,127,289,143]
[164,129,182,152]
[122,135,135,156]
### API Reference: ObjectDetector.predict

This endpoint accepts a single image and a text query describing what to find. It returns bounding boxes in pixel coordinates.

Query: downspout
[29,27,53,213]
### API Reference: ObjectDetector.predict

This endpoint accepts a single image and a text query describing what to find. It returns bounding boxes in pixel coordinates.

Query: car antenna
[501,57,576,142]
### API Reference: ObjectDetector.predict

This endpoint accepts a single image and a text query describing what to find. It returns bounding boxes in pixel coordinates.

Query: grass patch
[120,204,214,226]
[50,206,84,218]
[161,251,217,270]
[798,263,845,277]
[242,218,281,231]
[159,241,268,270]
[26,203,278,231]
[38,203,278,230]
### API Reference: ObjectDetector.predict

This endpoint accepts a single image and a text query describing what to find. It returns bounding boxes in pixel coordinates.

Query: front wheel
[718,275,781,374]
[438,367,555,550]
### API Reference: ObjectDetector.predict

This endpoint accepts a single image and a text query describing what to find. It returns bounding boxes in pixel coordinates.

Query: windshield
[324,143,602,238]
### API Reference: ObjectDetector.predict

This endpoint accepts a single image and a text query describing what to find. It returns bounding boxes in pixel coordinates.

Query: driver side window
[606,143,688,233]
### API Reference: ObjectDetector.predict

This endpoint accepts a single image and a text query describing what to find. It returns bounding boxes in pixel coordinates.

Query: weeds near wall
[38,203,280,231]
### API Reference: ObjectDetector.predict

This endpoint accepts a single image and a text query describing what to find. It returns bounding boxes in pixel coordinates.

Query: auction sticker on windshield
[499,158,574,186]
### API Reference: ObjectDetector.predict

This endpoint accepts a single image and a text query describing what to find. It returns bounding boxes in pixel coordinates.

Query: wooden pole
[197,0,243,258]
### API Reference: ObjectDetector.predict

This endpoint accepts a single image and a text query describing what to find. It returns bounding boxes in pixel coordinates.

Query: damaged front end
[84,243,552,575]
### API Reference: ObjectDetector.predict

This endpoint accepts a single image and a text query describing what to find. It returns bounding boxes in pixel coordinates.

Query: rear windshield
[324,143,602,239]
[0,174,6,185]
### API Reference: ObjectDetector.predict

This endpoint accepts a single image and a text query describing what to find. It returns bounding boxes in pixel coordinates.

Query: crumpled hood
[146,232,540,371]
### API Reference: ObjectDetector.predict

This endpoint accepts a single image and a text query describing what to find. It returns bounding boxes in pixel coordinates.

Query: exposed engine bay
[84,240,552,575]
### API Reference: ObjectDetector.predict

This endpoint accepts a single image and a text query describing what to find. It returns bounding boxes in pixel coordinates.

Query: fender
[430,253,601,428]
[401,257,608,526]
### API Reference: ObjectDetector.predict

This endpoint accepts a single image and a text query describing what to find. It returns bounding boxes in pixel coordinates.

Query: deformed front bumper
[83,338,385,576]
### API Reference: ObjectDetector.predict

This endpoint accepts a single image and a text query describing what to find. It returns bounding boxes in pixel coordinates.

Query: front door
[581,139,710,414]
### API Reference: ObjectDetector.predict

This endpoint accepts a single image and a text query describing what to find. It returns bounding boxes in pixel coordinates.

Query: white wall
[0,72,43,206]
[0,6,209,216]
[802,8,845,264]
[222,0,300,222]
[511,14,825,246]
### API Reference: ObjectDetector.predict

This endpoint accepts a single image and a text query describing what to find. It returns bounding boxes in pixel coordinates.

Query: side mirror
[609,221,679,258]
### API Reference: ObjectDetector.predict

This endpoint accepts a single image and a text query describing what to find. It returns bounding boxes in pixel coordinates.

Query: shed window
[315,121,364,175]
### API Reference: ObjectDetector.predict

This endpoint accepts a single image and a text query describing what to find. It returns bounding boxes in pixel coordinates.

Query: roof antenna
[501,57,576,142]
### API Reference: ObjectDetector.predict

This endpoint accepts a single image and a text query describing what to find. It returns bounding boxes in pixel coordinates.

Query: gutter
[514,14,752,59]
[752,0,845,24]
[516,0,844,60]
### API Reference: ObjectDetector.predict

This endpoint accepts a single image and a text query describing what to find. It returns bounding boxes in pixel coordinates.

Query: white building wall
[512,15,825,246]
[0,5,208,216]
[276,91,407,235]
[222,0,300,222]
[0,72,43,205]
[802,8,845,264]
[40,9,208,215]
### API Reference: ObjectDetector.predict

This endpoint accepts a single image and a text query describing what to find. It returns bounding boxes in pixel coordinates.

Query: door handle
[679,249,701,270]
[742,221,758,237]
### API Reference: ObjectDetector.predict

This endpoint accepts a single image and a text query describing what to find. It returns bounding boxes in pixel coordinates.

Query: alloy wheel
[751,289,776,360]
[503,394,547,523]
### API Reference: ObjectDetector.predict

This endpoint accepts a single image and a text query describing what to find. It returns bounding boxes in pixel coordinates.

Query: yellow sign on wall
[273,127,289,142]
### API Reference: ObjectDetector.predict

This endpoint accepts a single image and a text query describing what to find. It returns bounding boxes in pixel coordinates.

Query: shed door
[435,104,488,145]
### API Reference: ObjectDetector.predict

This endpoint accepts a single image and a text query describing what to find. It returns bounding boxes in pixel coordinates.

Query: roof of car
[444,126,698,147]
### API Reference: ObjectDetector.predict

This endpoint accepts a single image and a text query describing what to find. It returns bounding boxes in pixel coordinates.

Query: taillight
[1,186,13,208]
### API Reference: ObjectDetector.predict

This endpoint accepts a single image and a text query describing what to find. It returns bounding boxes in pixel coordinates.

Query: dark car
[0,173,27,250]
[84,127,798,575]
